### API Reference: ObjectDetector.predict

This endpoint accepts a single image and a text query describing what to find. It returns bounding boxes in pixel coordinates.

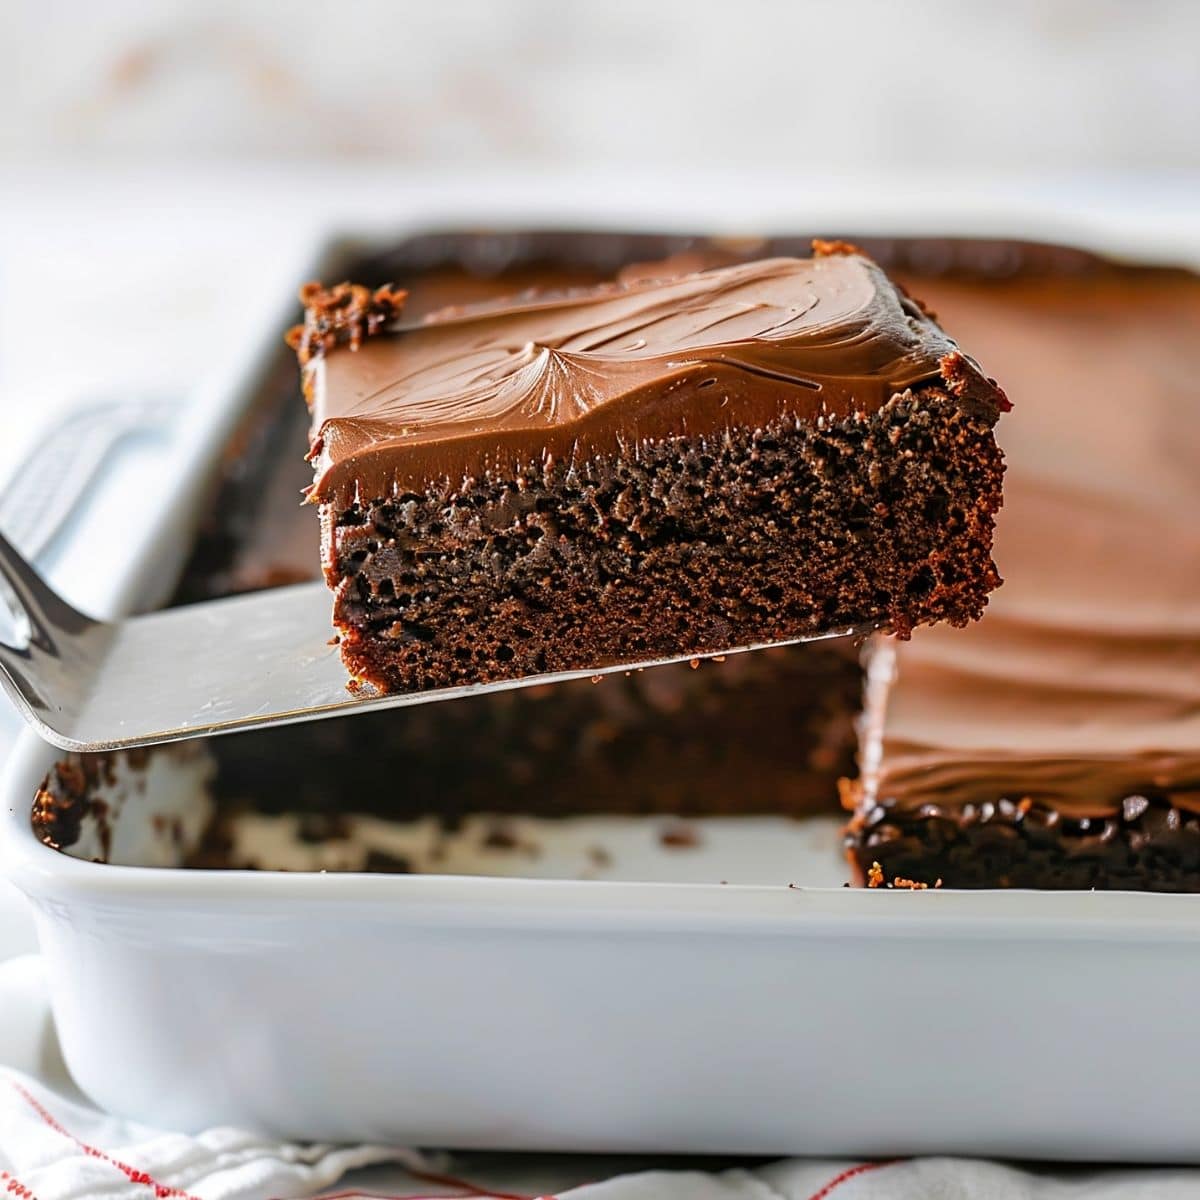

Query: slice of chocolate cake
[290,247,1009,695]
[846,263,1200,890]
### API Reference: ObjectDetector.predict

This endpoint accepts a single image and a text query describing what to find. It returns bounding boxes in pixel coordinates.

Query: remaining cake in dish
[289,245,1009,695]
[845,262,1200,890]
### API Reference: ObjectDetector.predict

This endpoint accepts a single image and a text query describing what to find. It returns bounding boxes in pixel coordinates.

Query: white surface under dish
[4,209,1200,1158]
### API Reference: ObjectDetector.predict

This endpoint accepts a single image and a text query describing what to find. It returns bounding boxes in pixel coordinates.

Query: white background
[5,0,1200,173]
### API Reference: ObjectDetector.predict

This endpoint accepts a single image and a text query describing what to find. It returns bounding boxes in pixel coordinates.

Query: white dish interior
[38,736,851,884]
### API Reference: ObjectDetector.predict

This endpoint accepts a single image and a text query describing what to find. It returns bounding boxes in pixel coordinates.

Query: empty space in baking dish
[39,742,850,886]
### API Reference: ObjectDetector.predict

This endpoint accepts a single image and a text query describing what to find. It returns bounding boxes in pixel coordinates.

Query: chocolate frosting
[861,265,1200,819]
[299,252,1006,506]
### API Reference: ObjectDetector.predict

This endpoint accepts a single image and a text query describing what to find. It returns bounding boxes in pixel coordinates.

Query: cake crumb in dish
[659,823,702,849]
[285,281,407,370]
[865,859,940,890]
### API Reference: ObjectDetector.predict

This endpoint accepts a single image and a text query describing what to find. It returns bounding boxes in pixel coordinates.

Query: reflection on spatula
[0,531,867,752]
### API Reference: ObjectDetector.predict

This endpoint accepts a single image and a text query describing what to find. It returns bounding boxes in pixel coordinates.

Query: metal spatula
[0,530,864,753]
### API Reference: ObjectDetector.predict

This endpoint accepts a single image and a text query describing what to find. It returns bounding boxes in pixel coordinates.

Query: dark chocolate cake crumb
[285,281,406,372]
[587,844,613,868]
[362,849,411,874]
[478,821,544,857]
[296,810,352,844]
[659,823,702,849]
[32,755,113,851]
[481,823,520,850]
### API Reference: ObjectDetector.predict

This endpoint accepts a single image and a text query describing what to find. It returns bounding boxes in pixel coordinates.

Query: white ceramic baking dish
[10,770,1200,1161]
[4,206,1200,1160]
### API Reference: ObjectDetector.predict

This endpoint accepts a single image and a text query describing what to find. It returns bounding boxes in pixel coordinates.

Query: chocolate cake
[291,247,1009,695]
[845,262,1200,890]
[46,231,1195,892]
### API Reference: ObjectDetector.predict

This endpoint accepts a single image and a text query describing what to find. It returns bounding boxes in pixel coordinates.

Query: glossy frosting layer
[862,265,1200,818]
[301,253,1005,504]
